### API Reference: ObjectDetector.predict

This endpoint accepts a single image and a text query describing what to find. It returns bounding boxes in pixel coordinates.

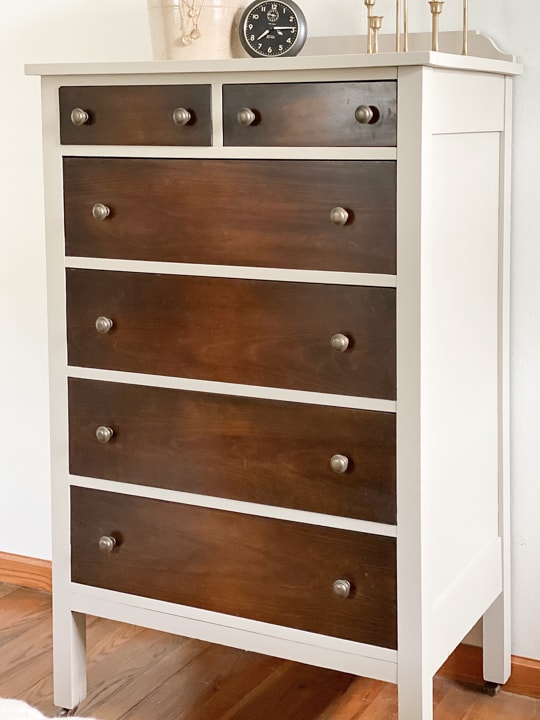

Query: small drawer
[68,379,396,524]
[223,81,397,147]
[63,157,396,274]
[59,85,211,146]
[71,487,397,648]
[66,270,396,400]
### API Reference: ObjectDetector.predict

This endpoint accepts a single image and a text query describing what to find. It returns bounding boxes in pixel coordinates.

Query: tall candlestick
[403,0,408,51]
[364,0,376,54]
[369,15,383,54]
[428,1,444,52]
[462,0,468,55]
[396,0,400,52]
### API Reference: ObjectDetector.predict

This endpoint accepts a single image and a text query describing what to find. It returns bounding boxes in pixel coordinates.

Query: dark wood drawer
[66,270,396,400]
[68,379,396,524]
[63,158,396,274]
[223,82,397,147]
[71,487,397,648]
[59,85,211,146]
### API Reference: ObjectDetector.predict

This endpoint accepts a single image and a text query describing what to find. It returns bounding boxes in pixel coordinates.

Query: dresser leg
[53,609,87,711]
[482,592,511,685]
[398,671,433,720]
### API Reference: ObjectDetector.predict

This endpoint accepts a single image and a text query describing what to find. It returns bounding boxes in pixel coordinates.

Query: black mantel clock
[239,0,308,57]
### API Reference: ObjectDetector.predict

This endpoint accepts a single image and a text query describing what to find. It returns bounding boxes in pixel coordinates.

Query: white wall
[1,0,538,660]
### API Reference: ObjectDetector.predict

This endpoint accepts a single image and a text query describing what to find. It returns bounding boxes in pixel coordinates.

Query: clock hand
[272,26,296,29]
[257,29,271,40]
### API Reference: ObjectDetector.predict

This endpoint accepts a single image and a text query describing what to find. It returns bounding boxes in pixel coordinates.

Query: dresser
[27,32,521,719]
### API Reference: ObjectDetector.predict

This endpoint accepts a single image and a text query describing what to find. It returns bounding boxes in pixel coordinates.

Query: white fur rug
[0,699,96,720]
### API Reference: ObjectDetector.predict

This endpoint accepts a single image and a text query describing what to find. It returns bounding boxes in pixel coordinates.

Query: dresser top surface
[25,32,522,78]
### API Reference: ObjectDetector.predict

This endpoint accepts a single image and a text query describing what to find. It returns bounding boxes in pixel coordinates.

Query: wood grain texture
[68,378,396,524]
[70,487,398,648]
[0,551,52,592]
[439,642,540,701]
[66,270,396,399]
[59,85,211,146]
[222,82,397,147]
[63,157,396,273]
[2,584,540,719]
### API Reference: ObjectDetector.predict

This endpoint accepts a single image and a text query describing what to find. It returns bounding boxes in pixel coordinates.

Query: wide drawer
[66,270,396,399]
[223,81,397,147]
[59,85,211,146]
[63,158,396,274]
[68,378,396,524]
[71,487,397,648]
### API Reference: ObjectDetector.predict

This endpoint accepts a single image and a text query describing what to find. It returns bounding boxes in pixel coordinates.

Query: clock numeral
[271,3,277,8]
[252,13,259,19]
[248,23,253,29]
[257,43,263,49]
[250,34,255,41]
[289,15,294,21]
[278,44,284,52]
[267,46,273,53]
[286,37,292,43]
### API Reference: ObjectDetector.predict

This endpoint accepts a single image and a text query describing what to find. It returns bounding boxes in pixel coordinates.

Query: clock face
[240,1,307,58]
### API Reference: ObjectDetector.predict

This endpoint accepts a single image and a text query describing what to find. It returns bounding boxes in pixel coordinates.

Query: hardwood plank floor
[0,584,538,719]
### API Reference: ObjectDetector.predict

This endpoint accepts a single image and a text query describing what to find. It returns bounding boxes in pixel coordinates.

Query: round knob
[332,579,351,598]
[70,108,89,126]
[330,207,349,226]
[172,107,192,126]
[330,454,349,474]
[237,108,256,127]
[330,333,350,353]
[95,316,113,334]
[98,536,116,553]
[92,203,110,221]
[95,426,114,444]
[355,105,375,124]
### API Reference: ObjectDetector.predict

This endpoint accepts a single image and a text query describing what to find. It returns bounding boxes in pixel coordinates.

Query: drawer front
[69,379,396,524]
[66,270,396,400]
[63,158,396,274]
[71,487,397,648]
[59,85,211,146]
[223,82,397,147]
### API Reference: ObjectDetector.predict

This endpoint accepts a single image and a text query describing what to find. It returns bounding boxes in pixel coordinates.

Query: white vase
[147,0,248,60]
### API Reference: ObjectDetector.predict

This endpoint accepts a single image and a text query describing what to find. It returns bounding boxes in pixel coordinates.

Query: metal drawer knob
[330,454,349,474]
[98,536,116,553]
[92,203,110,221]
[330,207,349,226]
[95,316,113,334]
[95,426,114,444]
[172,107,192,126]
[330,333,350,353]
[237,108,256,126]
[70,108,89,126]
[355,105,375,124]
[332,579,351,598]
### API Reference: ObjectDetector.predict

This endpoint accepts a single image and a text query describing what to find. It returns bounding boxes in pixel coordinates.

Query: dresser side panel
[424,130,501,606]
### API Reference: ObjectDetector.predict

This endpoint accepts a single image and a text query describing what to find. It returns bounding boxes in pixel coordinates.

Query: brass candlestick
[364,0,376,53]
[462,0,468,55]
[369,15,383,54]
[403,0,408,51]
[428,1,444,51]
[395,0,400,52]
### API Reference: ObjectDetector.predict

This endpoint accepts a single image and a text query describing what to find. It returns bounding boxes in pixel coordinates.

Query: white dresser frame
[27,32,521,719]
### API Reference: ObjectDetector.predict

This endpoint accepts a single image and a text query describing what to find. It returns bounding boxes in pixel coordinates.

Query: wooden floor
[1,583,539,719]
